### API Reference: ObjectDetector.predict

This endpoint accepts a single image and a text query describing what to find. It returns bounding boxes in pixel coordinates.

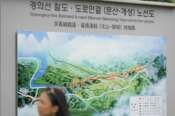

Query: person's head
[37,88,69,116]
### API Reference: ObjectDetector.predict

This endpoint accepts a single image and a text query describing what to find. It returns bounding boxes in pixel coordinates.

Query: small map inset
[130,96,162,116]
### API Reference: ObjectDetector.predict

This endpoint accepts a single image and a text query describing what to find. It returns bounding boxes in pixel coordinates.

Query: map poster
[17,31,166,116]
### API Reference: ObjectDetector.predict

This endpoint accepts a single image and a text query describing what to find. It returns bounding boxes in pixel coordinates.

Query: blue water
[18,52,49,88]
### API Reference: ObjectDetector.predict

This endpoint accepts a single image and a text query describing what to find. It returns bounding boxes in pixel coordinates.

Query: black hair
[44,88,69,116]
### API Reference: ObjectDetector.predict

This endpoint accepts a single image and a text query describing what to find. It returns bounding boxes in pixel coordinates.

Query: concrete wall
[0,0,175,116]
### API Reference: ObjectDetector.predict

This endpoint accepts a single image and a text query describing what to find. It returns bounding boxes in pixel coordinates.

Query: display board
[1,0,175,116]
[17,31,166,116]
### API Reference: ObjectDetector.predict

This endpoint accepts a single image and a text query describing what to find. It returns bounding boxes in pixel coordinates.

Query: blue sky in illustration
[17,31,166,65]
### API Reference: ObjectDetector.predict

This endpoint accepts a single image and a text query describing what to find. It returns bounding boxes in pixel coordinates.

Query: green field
[17,54,166,114]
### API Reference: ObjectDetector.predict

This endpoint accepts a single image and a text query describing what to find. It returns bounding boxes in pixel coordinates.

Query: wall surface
[0,0,175,116]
